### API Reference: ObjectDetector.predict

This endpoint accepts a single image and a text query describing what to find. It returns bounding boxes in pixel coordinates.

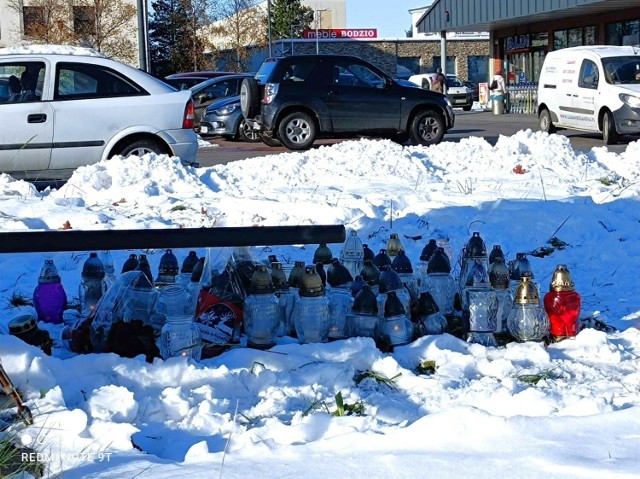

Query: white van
[537,45,640,144]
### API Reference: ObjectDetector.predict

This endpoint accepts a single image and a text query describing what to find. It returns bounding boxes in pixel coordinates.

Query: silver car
[0,49,199,182]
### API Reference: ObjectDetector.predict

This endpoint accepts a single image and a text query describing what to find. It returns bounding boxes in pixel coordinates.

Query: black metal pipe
[0,225,346,254]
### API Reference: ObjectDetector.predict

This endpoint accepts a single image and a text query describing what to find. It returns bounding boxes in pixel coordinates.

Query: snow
[1,130,640,478]
[0,45,105,57]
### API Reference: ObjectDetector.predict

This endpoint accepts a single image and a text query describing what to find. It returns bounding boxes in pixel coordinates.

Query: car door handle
[27,113,47,123]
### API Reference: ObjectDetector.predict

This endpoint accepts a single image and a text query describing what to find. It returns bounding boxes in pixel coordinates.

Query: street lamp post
[267,0,272,57]
[315,9,330,55]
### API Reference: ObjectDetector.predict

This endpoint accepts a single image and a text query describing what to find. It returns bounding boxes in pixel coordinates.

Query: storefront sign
[505,34,530,53]
[303,29,378,39]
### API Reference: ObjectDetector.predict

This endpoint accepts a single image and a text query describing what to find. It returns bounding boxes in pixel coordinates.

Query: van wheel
[602,111,619,145]
[409,110,445,146]
[539,109,556,133]
[278,111,316,150]
[240,78,260,119]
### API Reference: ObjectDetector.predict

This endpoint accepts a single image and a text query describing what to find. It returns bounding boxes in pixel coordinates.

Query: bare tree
[208,0,267,72]
[8,0,75,44]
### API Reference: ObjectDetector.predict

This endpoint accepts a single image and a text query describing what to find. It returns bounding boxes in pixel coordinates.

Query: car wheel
[539,108,556,133]
[602,110,619,145]
[240,78,260,119]
[409,110,446,146]
[278,111,316,150]
[118,139,166,157]
[238,119,260,143]
[463,105,472,112]
[259,132,281,147]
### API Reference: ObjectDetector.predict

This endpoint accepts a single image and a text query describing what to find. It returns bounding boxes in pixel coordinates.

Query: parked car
[464,80,480,102]
[200,95,260,142]
[189,74,253,128]
[240,55,454,150]
[537,45,640,145]
[408,73,474,111]
[0,50,199,182]
[164,71,235,90]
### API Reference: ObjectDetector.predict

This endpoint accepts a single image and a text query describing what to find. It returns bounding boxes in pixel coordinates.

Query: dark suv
[240,55,455,150]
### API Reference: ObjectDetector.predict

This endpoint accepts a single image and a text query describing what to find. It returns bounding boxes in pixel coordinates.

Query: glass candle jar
[543,264,581,340]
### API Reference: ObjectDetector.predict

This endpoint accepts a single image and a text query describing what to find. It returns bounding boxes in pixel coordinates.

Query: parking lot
[196,110,633,168]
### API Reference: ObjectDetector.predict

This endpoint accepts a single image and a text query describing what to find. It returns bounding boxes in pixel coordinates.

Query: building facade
[416,0,640,85]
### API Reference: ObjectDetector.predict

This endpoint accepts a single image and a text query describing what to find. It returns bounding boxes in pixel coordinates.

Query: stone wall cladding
[288,39,489,81]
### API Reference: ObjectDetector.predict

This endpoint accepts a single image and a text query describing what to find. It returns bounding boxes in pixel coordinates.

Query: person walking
[430,67,447,94]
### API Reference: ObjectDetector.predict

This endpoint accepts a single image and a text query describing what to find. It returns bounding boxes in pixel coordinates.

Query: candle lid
[270,262,288,290]
[249,265,275,294]
[384,291,405,317]
[82,252,105,279]
[9,314,37,335]
[391,250,413,274]
[420,239,438,262]
[489,257,510,289]
[427,248,451,274]
[299,266,325,297]
[549,264,575,292]
[38,259,61,283]
[327,259,353,287]
[514,272,539,304]
[465,232,486,257]
[158,249,179,275]
[180,251,199,274]
[313,243,333,265]
[373,249,392,268]
[352,285,378,315]
[417,291,439,316]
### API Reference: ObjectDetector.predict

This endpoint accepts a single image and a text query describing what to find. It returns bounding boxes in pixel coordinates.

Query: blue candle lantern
[292,266,331,343]
[373,249,392,269]
[378,290,413,349]
[243,265,281,349]
[327,259,354,340]
[377,266,411,319]
[158,284,202,360]
[347,284,379,339]
[416,291,448,335]
[418,239,438,288]
[420,248,456,315]
[79,252,106,317]
[391,249,419,302]
[360,259,381,294]
[33,259,67,325]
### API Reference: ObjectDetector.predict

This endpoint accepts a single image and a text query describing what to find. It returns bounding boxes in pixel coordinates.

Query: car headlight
[445,97,452,107]
[619,93,640,109]
[213,102,239,115]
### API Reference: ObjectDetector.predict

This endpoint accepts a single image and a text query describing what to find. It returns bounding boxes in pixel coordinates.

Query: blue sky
[346,0,427,38]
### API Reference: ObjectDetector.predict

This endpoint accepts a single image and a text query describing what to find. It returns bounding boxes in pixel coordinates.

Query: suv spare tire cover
[240,78,260,119]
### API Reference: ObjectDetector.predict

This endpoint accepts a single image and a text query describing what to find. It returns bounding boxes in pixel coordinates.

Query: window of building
[397,57,420,75]
[23,6,45,37]
[467,56,489,84]
[73,6,96,36]
[432,56,456,75]
[584,26,598,45]
[554,26,599,50]
[568,28,582,47]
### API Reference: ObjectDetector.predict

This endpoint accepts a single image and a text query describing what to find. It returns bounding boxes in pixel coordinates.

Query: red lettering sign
[302,29,378,39]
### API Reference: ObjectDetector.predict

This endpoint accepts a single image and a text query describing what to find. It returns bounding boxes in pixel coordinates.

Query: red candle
[543,265,581,339]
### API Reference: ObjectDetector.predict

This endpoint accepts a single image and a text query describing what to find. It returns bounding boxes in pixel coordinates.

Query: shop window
[23,6,45,37]
[432,56,456,75]
[584,26,598,45]
[74,6,96,36]
[397,57,420,75]
[467,56,489,84]
[568,28,582,47]
[554,30,568,50]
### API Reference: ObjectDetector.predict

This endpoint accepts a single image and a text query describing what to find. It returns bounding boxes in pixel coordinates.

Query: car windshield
[601,56,640,84]
[446,76,464,88]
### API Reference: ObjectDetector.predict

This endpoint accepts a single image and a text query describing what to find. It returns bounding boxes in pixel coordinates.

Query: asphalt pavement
[196,110,634,168]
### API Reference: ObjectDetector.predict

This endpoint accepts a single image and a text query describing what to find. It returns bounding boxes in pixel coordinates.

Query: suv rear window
[255,58,278,84]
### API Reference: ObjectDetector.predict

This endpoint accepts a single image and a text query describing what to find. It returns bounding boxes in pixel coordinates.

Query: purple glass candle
[33,259,67,325]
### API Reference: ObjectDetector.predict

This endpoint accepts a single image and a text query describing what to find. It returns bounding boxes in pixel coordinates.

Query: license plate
[200,126,208,133]
[455,99,465,104]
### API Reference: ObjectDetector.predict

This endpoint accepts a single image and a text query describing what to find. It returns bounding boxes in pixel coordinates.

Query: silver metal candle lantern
[158,284,202,360]
[489,256,514,340]
[463,259,498,347]
[340,229,364,280]
[79,252,106,317]
[459,232,490,291]
[243,265,280,349]
[507,272,549,342]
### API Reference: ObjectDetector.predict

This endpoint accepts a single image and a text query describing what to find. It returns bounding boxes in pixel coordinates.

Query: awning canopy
[417,0,640,33]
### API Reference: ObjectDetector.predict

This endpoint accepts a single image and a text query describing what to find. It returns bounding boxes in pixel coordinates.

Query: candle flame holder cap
[82,252,105,279]
[363,244,375,261]
[352,284,378,315]
[373,249,392,268]
[465,232,487,257]
[327,259,353,287]
[378,265,403,293]
[417,291,439,316]
[288,261,306,288]
[489,244,505,264]
[384,290,405,317]
[386,233,404,257]
[419,239,438,262]
[313,243,333,265]
[489,257,510,289]
[549,264,575,292]
[122,254,139,273]
[427,248,451,274]
[249,265,275,294]
[180,251,199,274]
[270,262,288,290]
[514,272,539,304]
[38,259,61,283]
[391,249,413,274]
[9,314,38,335]
[360,259,381,286]
[299,266,325,297]
[159,249,179,275]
